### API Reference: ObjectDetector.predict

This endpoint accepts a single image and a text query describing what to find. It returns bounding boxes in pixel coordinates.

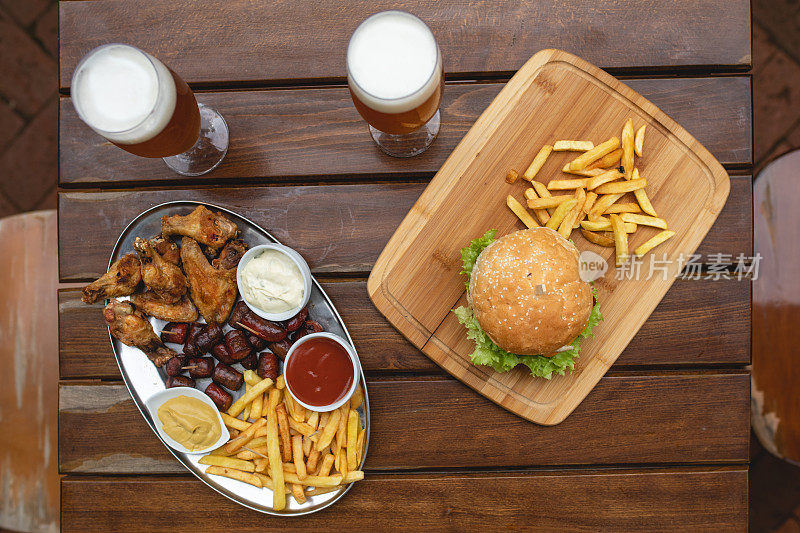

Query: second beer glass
[347,11,443,157]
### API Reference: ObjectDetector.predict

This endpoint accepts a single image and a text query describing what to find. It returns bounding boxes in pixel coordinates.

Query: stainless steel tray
[106,201,370,516]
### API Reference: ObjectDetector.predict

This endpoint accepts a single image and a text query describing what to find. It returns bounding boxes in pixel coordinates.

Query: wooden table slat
[59,77,752,184]
[57,177,753,282]
[59,373,749,474]
[58,0,751,89]
[60,468,748,531]
[59,275,750,380]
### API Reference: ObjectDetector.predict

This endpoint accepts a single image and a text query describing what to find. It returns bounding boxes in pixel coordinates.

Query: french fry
[621,118,635,178]
[586,169,623,191]
[284,472,344,488]
[356,427,366,462]
[228,428,240,438]
[292,434,307,481]
[562,167,607,177]
[288,417,316,437]
[580,228,615,247]
[253,473,291,494]
[221,413,251,432]
[243,370,261,387]
[594,178,646,195]
[236,446,268,461]
[587,148,624,170]
[265,388,282,417]
[634,230,676,256]
[205,466,262,488]
[306,448,321,473]
[303,435,313,457]
[545,199,577,231]
[275,403,292,462]
[603,202,642,215]
[228,378,274,418]
[582,192,598,216]
[631,169,657,216]
[335,406,349,457]
[349,385,363,409]
[558,189,584,239]
[317,453,335,477]
[580,218,637,233]
[291,484,307,504]
[276,374,285,390]
[566,136,620,171]
[339,448,349,478]
[315,408,341,451]
[620,213,668,229]
[547,178,589,190]
[242,383,251,421]
[199,455,256,472]
[208,446,233,457]
[224,418,266,454]
[588,193,623,220]
[343,471,365,483]
[505,169,519,184]
[284,392,297,421]
[254,457,268,472]
[311,412,330,443]
[251,393,263,423]
[524,188,536,201]
[634,125,646,157]
[283,463,297,474]
[346,410,359,472]
[305,486,340,497]
[266,407,286,511]
[609,214,629,266]
[528,182,552,223]
[553,140,594,151]
[527,195,573,210]
[307,411,320,431]
[523,145,553,181]
[507,195,539,229]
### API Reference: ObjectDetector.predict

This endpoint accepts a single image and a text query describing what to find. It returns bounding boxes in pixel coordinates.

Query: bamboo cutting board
[367,50,730,425]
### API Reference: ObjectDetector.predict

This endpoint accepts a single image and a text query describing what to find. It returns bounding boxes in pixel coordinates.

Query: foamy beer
[347,11,443,157]
[71,44,229,176]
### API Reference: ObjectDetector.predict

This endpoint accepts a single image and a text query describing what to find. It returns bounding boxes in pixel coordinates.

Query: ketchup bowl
[284,332,360,412]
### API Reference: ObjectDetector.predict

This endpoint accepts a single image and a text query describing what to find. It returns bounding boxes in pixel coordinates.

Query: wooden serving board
[367,50,730,425]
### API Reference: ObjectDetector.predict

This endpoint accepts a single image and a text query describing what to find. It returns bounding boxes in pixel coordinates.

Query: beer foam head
[72,44,176,144]
[347,11,441,114]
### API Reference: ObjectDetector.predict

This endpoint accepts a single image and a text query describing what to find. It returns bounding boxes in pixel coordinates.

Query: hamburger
[453,227,601,379]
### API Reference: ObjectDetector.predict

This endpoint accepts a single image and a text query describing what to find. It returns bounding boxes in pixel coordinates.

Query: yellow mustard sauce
[157,396,221,451]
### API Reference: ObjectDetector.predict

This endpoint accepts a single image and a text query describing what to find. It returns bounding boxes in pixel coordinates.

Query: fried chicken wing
[134,237,187,304]
[82,253,141,304]
[212,239,248,270]
[129,292,199,322]
[103,299,176,367]
[150,236,180,265]
[160,205,238,251]
[180,237,238,324]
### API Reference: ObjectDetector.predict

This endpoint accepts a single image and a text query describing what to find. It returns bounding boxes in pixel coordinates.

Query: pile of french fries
[505,119,676,266]
[199,369,366,511]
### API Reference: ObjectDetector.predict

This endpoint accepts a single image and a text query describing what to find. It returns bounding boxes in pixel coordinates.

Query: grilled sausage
[210,343,236,365]
[186,357,215,379]
[212,363,244,391]
[267,340,291,360]
[228,301,250,330]
[205,383,232,411]
[247,334,268,351]
[166,375,195,388]
[161,322,189,345]
[239,351,259,370]
[238,312,287,342]
[284,307,309,332]
[164,356,186,377]
[224,330,251,361]
[183,323,204,357]
[195,323,224,354]
[257,351,279,382]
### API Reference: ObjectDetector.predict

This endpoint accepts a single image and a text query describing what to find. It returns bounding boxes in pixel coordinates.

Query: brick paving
[0,1,799,529]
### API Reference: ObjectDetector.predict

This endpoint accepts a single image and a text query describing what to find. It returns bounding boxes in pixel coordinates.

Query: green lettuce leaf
[453,232,602,379]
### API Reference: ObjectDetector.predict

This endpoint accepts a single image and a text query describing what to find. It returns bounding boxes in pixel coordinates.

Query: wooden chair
[752,149,800,465]
[0,210,59,532]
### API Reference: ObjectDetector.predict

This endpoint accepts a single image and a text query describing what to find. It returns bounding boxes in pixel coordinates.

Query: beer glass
[71,43,228,176]
[347,11,443,157]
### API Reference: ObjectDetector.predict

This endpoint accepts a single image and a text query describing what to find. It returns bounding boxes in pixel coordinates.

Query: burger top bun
[467,227,593,356]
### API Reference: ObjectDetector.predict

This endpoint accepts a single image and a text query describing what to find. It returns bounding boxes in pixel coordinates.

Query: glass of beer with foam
[347,11,443,158]
[71,43,228,176]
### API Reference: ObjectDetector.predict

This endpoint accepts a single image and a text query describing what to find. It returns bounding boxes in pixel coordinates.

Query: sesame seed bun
[467,227,593,355]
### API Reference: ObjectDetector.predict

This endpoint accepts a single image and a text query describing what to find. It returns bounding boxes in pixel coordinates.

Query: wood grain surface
[58,0,751,88]
[369,50,731,424]
[58,77,752,185]
[57,177,752,282]
[59,374,748,474]
[59,276,749,380]
[61,468,748,531]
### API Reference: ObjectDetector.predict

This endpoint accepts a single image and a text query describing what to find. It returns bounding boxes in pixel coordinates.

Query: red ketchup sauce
[286,337,354,407]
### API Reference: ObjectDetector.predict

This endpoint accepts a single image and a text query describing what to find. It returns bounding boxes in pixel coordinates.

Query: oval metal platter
[106,200,370,516]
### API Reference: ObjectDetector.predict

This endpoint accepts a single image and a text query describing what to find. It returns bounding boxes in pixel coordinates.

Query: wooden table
[57,2,752,530]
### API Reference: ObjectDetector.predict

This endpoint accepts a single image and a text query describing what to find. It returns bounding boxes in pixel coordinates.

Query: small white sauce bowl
[144,387,230,455]
[236,243,313,322]
[284,332,360,412]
